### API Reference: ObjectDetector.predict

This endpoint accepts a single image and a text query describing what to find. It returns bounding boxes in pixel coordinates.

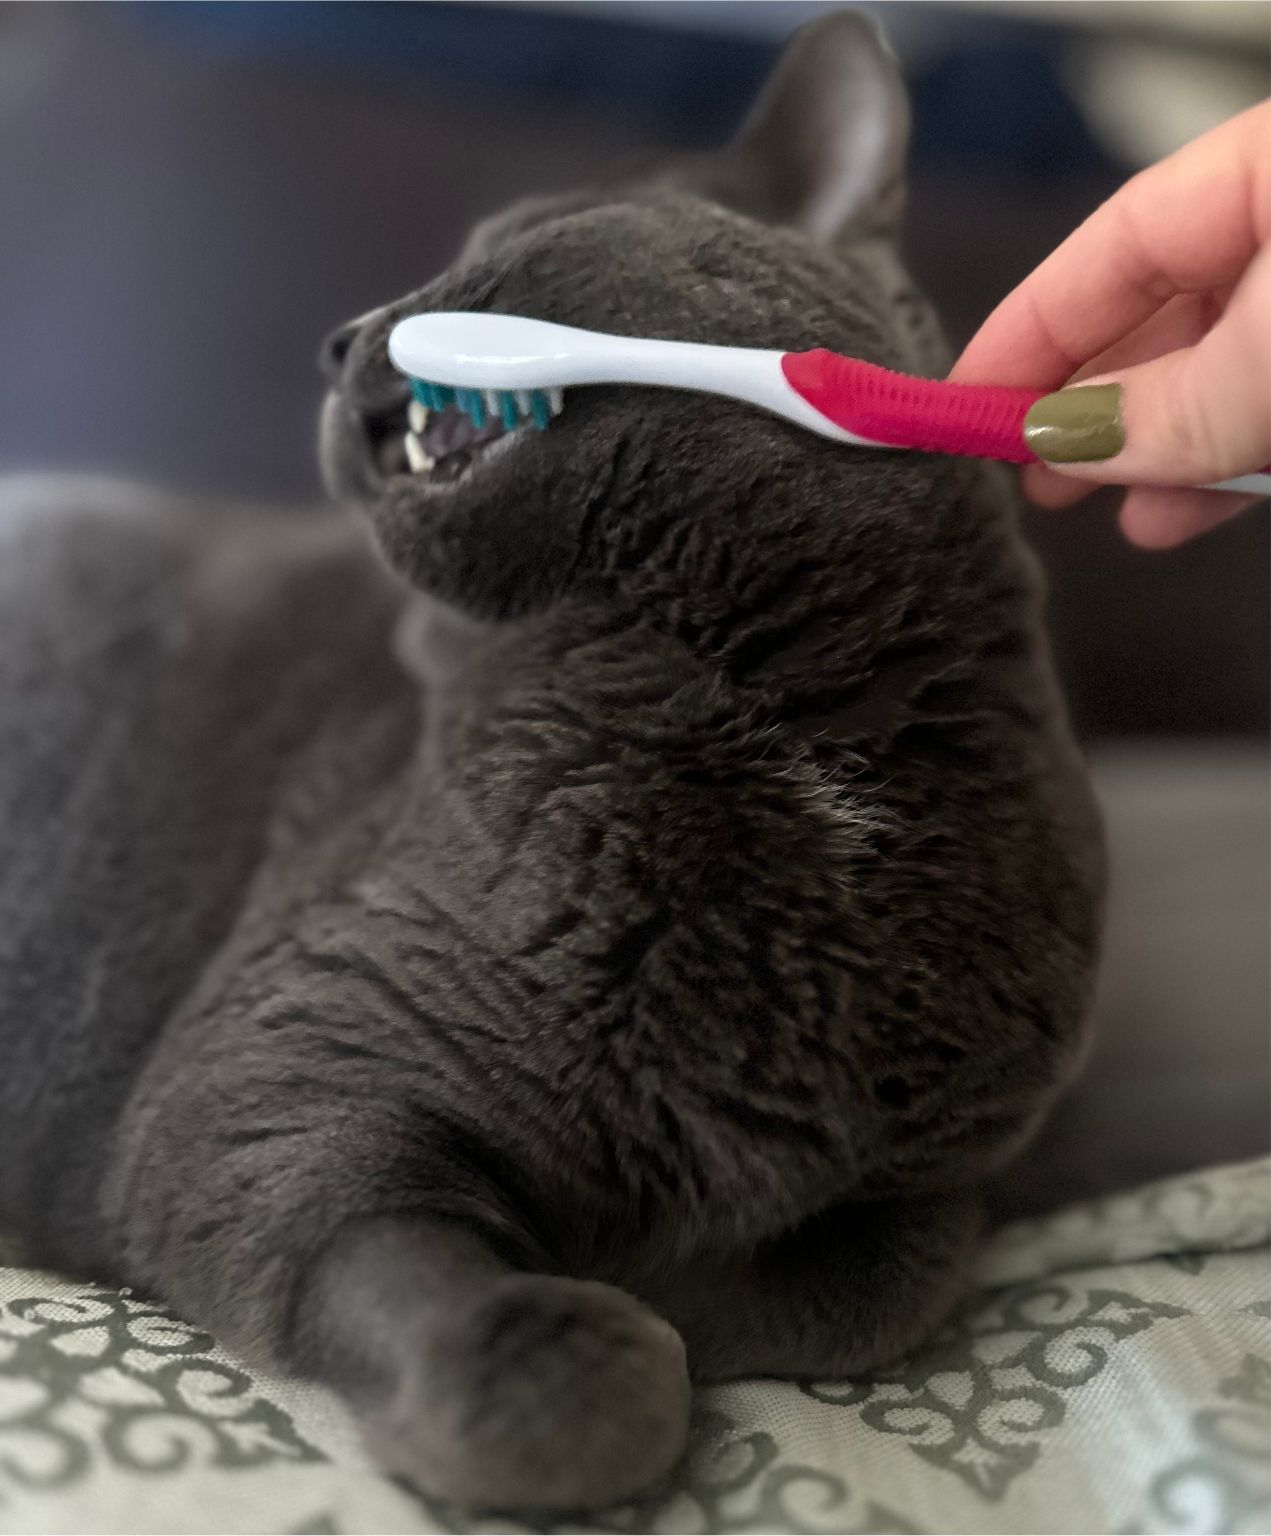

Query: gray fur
[0,14,1104,1512]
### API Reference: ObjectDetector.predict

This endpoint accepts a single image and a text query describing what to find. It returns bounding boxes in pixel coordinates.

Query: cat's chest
[284,844,867,1255]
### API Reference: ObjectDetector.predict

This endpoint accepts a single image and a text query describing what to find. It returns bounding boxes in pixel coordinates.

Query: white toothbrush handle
[1207,473,1271,495]
[589,339,883,447]
[388,312,881,447]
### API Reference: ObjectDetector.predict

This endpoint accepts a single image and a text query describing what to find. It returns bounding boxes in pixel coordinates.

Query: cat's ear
[684,10,910,242]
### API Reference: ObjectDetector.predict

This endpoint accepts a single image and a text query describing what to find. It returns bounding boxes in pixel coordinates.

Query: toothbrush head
[390,312,589,435]
[382,313,595,482]
[408,378,564,433]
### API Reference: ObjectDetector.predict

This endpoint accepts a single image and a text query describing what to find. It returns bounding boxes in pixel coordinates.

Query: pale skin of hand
[951,101,1270,549]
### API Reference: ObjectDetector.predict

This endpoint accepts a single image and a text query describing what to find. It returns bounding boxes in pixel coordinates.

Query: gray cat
[0,13,1104,1513]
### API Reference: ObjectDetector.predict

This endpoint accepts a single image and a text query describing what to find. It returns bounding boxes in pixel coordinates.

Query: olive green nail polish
[1023,383,1125,463]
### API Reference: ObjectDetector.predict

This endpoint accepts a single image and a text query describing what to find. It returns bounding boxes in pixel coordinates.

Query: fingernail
[1023,383,1125,463]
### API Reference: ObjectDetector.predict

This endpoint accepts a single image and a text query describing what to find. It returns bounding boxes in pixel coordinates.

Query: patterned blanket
[0,1157,1266,1535]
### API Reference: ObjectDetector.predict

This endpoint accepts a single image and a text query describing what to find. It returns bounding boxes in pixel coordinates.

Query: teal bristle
[411,378,560,432]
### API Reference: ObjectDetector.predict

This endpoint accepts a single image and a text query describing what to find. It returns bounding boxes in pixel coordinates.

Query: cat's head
[319,11,952,622]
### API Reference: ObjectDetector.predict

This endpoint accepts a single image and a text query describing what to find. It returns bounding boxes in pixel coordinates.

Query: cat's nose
[319,320,361,385]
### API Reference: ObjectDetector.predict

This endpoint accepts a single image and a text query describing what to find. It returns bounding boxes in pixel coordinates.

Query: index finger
[950,101,1270,390]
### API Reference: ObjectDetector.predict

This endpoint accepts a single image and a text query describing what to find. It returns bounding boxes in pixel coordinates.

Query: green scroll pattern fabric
[0,1156,1266,1535]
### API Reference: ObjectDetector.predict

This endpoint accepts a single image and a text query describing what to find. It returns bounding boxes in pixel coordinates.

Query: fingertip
[1118,486,1256,549]
[1118,495,1185,548]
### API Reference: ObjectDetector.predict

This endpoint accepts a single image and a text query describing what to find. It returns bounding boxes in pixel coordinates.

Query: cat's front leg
[111,1088,689,1511]
[291,1214,690,1509]
[653,1191,981,1382]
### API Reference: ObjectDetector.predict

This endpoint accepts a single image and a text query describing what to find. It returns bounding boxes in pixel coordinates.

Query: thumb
[1020,244,1271,488]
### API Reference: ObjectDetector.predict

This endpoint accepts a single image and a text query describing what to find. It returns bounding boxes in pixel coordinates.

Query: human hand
[951,101,1270,548]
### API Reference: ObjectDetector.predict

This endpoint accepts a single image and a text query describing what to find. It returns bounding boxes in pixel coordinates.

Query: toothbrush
[387,313,1271,497]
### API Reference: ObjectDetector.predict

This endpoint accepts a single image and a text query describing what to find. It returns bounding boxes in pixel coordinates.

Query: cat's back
[0,475,416,1265]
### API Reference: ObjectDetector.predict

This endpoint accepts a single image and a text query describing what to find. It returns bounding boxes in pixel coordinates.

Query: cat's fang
[408,399,429,434]
[404,433,433,474]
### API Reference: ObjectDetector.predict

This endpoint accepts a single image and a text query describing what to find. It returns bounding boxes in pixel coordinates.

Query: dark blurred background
[0,1,1266,1195]
[1,0,1268,741]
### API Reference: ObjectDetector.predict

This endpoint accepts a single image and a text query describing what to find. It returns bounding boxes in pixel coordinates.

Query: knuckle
[1160,367,1232,480]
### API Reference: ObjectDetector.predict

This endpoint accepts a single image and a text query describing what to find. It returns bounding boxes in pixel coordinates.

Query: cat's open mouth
[366,396,521,489]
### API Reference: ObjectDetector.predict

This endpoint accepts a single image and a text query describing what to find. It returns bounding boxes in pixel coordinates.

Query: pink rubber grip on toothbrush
[782,350,1044,465]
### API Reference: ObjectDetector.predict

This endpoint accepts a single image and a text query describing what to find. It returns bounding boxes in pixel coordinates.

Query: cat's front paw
[362,1273,691,1512]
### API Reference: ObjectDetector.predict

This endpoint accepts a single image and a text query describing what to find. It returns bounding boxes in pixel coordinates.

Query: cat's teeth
[404,433,433,474]
[408,399,429,434]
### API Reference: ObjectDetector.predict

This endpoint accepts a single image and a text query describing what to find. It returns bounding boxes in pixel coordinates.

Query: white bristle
[485,389,500,414]
[515,390,531,415]
[408,399,428,434]
[548,387,564,415]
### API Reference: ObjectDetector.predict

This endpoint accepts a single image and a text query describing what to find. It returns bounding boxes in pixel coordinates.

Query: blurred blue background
[0,0,1266,736]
